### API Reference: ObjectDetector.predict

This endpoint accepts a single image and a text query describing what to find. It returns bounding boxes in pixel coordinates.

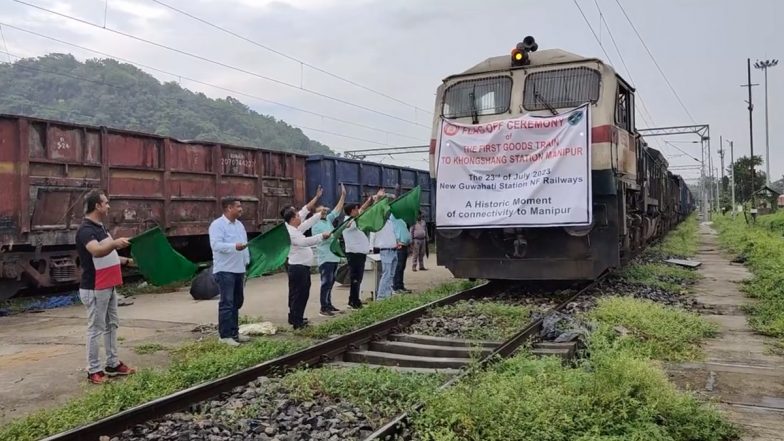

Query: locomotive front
[429,38,641,281]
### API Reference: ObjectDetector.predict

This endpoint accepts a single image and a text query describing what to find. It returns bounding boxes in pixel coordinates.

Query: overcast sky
[1,0,782,180]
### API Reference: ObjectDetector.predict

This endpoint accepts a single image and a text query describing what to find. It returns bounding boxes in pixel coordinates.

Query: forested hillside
[0,53,333,155]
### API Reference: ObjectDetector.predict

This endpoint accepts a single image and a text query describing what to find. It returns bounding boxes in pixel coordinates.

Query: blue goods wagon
[305,155,434,224]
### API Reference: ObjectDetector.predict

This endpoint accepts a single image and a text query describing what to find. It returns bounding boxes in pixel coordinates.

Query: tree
[726,155,767,205]
[0,53,334,156]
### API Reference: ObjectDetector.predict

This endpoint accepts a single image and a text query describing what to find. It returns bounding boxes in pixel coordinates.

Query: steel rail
[42,281,500,441]
[365,274,607,440]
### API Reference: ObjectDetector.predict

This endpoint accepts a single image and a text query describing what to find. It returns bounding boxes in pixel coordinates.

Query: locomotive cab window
[442,76,512,119]
[522,67,600,111]
[615,81,635,132]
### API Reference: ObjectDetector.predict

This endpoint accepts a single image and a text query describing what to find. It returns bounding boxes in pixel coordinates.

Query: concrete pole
[730,141,736,217]
[708,141,714,211]
[747,58,757,216]
[719,138,725,210]
[764,66,770,185]
[700,138,708,220]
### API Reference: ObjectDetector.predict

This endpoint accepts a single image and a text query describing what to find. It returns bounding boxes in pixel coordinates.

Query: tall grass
[713,214,784,339]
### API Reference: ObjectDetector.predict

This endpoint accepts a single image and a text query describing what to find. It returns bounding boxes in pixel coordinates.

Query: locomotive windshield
[442,76,512,119]
[522,67,600,111]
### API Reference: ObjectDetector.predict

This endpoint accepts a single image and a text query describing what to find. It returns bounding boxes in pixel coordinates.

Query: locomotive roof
[447,49,604,80]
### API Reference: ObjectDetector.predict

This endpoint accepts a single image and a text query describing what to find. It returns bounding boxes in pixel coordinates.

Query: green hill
[0,53,333,155]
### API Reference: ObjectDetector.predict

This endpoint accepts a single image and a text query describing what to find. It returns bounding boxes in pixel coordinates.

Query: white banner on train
[435,104,592,228]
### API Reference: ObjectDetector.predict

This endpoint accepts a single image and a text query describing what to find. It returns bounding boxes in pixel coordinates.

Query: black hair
[280,205,296,219]
[282,207,298,223]
[84,189,106,214]
[222,197,241,210]
[344,203,360,216]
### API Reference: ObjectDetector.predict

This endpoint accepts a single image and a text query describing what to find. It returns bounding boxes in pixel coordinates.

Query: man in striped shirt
[75,189,136,385]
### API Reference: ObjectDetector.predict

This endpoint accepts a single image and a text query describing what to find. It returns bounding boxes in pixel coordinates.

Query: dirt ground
[666,223,784,441]
[0,254,454,424]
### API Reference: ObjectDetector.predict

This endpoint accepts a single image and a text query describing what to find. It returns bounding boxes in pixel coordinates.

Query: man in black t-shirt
[75,189,136,385]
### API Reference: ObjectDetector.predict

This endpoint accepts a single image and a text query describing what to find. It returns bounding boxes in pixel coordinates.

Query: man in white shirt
[208,197,250,347]
[283,206,330,329]
[372,209,399,300]
[341,201,371,309]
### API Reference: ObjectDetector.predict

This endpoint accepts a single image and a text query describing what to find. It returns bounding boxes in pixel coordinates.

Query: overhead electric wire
[0,24,11,63]
[148,0,432,116]
[590,0,656,127]
[0,25,423,143]
[572,0,654,131]
[13,0,430,129]
[613,0,696,123]
[664,141,701,163]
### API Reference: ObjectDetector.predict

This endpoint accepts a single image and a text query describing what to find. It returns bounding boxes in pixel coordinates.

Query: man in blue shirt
[311,184,346,316]
[208,197,250,347]
[392,216,412,294]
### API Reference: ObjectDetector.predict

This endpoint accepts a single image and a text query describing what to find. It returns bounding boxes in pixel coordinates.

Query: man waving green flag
[246,223,291,278]
[129,227,198,286]
[330,192,391,258]
[389,186,421,227]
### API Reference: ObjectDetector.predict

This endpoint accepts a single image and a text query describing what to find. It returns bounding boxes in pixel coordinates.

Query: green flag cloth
[329,198,392,257]
[389,186,421,227]
[357,197,391,233]
[329,218,352,258]
[129,227,198,286]
[247,223,291,278]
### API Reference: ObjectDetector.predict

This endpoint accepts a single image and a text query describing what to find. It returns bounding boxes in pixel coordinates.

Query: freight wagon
[305,155,435,225]
[0,114,435,299]
[0,114,307,298]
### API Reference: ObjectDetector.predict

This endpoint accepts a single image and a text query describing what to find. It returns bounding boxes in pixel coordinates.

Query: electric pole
[743,58,758,216]
[730,140,735,217]
[718,137,725,211]
[700,138,708,220]
[708,140,715,211]
[754,59,779,185]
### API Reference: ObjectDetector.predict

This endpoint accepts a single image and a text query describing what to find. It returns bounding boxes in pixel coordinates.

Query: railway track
[41,277,603,441]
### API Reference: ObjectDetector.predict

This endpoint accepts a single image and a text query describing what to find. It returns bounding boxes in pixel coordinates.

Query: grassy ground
[587,297,718,362]
[410,216,738,440]
[411,298,735,441]
[616,263,700,293]
[713,214,784,346]
[282,366,445,419]
[613,215,702,294]
[0,279,478,441]
[647,214,700,259]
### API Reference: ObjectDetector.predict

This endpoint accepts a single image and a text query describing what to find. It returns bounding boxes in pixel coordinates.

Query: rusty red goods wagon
[0,114,306,298]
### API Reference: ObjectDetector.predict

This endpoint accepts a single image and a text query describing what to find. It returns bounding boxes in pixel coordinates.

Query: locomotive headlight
[511,48,526,66]
[511,36,537,67]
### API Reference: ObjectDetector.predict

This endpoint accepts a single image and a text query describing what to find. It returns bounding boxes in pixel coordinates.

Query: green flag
[357,197,391,233]
[129,227,198,286]
[247,223,291,278]
[329,198,392,257]
[389,186,421,226]
[329,219,351,258]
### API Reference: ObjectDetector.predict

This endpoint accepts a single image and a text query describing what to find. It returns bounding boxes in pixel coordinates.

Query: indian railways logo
[567,110,584,126]
[442,122,460,136]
